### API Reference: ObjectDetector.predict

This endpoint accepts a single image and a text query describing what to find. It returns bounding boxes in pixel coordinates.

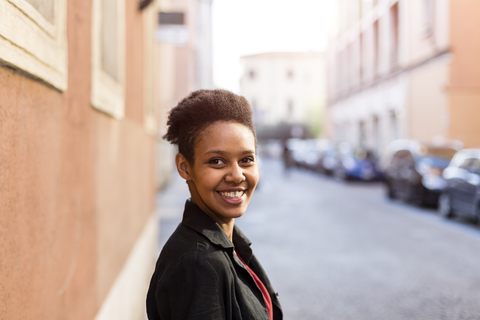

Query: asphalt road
[155,158,480,320]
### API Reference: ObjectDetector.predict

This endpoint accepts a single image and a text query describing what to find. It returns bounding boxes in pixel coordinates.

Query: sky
[212,0,334,93]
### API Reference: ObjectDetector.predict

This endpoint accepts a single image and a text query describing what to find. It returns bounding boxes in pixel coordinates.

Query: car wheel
[476,206,480,227]
[438,193,453,219]
[334,168,347,181]
[386,182,395,199]
[411,184,426,207]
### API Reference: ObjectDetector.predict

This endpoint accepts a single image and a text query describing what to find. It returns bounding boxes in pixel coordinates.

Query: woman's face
[180,121,259,225]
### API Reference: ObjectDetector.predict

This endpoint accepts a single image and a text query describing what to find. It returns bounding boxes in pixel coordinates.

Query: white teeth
[220,191,244,198]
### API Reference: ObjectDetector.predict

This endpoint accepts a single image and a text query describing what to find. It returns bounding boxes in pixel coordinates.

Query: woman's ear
[175,153,192,180]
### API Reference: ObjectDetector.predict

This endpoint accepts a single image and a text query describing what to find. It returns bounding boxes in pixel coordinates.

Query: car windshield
[417,155,451,169]
[423,147,457,160]
[353,149,375,160]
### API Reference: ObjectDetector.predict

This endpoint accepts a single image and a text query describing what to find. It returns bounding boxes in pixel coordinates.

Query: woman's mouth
[219,190,244,198]
[217,190,246,204]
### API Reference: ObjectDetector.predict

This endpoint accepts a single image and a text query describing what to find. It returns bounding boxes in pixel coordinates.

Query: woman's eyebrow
[205,150,255,155]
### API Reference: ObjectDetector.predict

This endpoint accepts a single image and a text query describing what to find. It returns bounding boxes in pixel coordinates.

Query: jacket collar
[182,200,253,263]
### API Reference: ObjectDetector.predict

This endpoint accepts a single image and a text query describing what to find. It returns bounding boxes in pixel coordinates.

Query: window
[347,43,354,90]
[143,3,159,134]
[336,49,342,94]
[0,0,68,90]
[373,20,380,77]
[469,158,480,174]
[459,158,472,170]
[249,69,256,79]
[287,99,294,117]
[359,120,366,146]
[392,150,413,167]
[423,0,435,36]
[91,0,126,119]
[390,3,399,68]
[450,152,467,168]
[287,69,294,80]
[359,32,364,81]
[340,48,348,93]
[372,115,379,153]
[390,110,398,140]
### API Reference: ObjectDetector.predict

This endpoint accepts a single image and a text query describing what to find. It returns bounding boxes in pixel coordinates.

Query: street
[155,158,480,320]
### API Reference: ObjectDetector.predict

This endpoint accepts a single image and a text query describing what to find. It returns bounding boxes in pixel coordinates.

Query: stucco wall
[0,0,157,319]
[408,56,450,143]
[448,92,480,148]
[448,0,480,147]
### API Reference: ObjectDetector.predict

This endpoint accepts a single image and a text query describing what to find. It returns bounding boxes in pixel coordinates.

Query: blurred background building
[156,0,213,187]
[0,0,212,319]
[326,0,480,155]
[240,52,326,138]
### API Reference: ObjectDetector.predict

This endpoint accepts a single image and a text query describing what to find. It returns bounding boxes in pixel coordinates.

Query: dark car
[383,139,461,206]
[333,142,383,181]
[318,146,338,175]
[438,149,480,225]
[311,139,334,173]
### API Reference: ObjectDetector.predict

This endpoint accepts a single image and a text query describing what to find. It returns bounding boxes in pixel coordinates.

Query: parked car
[318,143,338,175]
[438,149,480,225]
[286,138,308,168]
[313,139,337,174]
[286,138,322,170]
[333,142,383,181]
[302,139,324,170]
[319,148,338,175]
[383,139,462,206]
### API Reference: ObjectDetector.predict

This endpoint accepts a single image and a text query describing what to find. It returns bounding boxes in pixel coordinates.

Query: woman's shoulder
[162,222,215,254]
[159,223,232,270]
[156,238,233,290]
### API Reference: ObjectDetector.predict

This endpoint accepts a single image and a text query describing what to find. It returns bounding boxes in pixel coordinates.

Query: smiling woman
[178,122,259,230]
[146,89,282,320]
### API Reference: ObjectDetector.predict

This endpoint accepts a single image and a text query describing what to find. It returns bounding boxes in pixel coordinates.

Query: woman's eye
[240,157,255,164]
[208,158,225,166]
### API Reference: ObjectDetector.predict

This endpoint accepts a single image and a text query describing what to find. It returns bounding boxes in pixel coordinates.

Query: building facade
[155,0,214,189]
[0,0,211,319]
[240,52,326,136]
[326,0,480,155]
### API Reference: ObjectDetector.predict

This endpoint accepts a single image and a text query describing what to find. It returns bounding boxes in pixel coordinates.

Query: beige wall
[448,0,480,148]
[448,92,480,147]
[408,56,450,143]
[0,0,159,319]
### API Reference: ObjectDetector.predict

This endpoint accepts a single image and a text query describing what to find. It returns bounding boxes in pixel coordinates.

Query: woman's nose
[225,163,245,184]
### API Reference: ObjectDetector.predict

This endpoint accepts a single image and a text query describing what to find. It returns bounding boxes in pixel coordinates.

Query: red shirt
[236,252,273,320]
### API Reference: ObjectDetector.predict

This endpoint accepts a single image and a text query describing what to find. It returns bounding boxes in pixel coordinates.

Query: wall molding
[91,0,126,119]
[0,0,68,91]
[94,213,158,320]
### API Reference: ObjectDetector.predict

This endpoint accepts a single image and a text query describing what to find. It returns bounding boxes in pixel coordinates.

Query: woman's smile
[217,189,247,204]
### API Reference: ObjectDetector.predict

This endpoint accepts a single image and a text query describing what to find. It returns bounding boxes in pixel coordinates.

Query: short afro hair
[163,89,256,163]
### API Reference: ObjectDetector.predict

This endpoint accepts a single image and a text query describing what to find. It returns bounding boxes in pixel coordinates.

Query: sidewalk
[155,171,190,251]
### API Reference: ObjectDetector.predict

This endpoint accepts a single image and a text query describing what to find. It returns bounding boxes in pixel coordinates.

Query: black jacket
[146,200,283,320]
